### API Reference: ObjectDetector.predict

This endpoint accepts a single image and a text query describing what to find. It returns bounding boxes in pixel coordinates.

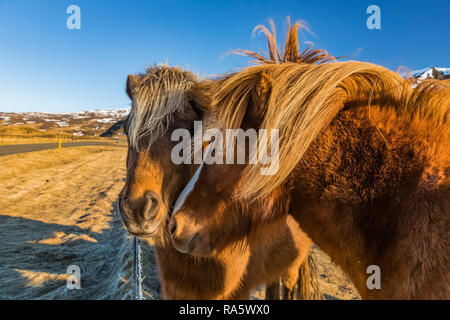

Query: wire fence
[133,236,143,300]
[115,199,144,300]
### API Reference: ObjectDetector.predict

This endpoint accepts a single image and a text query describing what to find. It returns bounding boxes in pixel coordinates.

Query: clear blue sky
[0,0,448,112]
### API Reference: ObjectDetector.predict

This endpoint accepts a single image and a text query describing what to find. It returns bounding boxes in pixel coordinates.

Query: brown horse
[169,60,450,299]
[118,65,317,299]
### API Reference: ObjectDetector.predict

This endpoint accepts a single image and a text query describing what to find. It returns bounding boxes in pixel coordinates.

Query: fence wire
[133,236,143,300]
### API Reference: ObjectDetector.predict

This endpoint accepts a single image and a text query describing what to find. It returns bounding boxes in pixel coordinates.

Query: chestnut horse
[118,65,318,299]
[169,60,450,299]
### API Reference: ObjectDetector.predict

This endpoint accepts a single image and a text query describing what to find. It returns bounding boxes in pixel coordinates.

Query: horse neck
[152,230,250,299]
[288,104,447,298]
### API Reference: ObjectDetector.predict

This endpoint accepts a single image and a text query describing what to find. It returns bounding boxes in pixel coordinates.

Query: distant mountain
[411,67,450,80]
[0,108,130,137]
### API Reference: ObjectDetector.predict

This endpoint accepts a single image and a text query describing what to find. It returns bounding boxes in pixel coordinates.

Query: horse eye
[189,100,203,118]
[123,116,130,135]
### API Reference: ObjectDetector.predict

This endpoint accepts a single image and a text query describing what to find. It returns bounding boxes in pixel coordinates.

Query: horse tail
[296,252,322,300]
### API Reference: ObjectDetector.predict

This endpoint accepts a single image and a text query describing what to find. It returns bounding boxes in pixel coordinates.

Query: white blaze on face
[172,143,213,215]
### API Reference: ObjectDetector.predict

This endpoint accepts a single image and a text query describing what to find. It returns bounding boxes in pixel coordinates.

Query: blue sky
[0,0,448,112]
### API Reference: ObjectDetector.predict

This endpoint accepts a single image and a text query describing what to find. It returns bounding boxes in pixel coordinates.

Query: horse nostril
[144,190,157,200]
[142,191,161,220]
[170,221,177,237]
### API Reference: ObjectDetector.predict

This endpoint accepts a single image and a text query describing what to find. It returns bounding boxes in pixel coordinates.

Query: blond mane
[126,65,198,149]
[211,61,450,200]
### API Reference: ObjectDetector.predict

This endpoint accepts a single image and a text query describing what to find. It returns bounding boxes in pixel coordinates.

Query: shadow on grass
[0,200,134,299]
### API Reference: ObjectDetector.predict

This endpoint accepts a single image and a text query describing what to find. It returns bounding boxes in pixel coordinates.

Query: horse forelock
[127,65,198,149]
[212,61,450,201]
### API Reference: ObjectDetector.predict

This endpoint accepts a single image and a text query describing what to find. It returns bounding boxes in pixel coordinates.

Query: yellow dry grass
[1,146,113,180]
[0,146,142,299]
[0,137,68,145]
[0,136,118,146]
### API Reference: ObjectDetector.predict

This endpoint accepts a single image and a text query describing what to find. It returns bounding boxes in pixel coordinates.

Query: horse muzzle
[118,190,164,237]
[169,211,213,256]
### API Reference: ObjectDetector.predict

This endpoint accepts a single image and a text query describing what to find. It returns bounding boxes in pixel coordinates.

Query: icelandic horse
[118,64,320,299]
[169,21,450,299]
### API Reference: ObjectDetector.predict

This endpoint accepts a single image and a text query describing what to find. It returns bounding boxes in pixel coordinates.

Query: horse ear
[126,75,139,99]
[249,72,273,121]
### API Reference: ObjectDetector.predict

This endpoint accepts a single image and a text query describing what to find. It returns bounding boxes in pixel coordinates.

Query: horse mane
[126,65,198,149]
[402,78,450,125]
[211,61,450,200]
[231,17,337,65]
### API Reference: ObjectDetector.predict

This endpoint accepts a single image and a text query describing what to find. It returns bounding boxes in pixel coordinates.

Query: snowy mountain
[411,67,450,80]
[0,107,130,137]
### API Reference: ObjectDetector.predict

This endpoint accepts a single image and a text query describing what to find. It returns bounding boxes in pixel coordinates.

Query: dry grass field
[0,145,359,300]
[0,137,68,145]
[0,146,134,299]
[0,135,119,146]
[0,132,77,145]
